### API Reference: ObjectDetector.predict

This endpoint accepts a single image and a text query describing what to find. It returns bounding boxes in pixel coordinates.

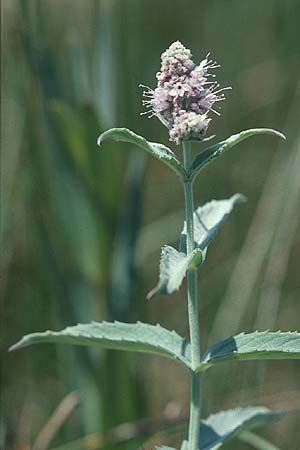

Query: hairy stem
[183,141,202,450]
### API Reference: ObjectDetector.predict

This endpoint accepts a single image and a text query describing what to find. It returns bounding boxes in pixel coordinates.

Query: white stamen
[210,108,221,116]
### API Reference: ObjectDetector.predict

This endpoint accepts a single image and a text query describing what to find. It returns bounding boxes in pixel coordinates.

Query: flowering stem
[182,141,202,450]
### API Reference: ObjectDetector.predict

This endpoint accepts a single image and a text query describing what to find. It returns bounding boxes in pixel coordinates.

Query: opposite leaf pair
[11,123,291,450]
[10,318,300,448]
[98,127,285,182]
[148,194,245,299]
[10,322,300,374]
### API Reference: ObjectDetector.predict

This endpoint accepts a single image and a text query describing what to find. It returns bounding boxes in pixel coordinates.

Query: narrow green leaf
[180,194,245,253]
[97,127,187,179]
[199,407,282,450]
[191,128,285,179]
[197,331,300,372]
[147,245,203,299]
[10,321,192,369]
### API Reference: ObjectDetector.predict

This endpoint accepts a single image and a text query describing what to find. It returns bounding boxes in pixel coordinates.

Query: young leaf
[199,407,282,450]
[191,128,286,179]
[197,331,300,372]
[97,128,187,179]
[147,245,203,299]
[180,194,245,253]
[10,321,192,369]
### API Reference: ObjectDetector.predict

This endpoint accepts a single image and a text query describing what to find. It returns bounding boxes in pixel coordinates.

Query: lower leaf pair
[10,321,299,449]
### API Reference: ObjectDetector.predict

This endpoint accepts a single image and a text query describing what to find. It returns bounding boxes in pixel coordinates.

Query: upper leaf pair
[98,127,285,182]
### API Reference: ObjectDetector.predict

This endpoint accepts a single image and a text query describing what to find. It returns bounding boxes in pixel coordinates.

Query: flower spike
[141,41,229,144]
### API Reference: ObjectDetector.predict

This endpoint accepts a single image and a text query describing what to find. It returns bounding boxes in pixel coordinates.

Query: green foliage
[180,194,246,253]
[4,3,300,450]
[147,245,203,299]
[10,321,192,369]
[156,408,282,450]
[12,325,300,377]
[10,117,295,449]
[98,128,187,179]
[11,120,295,448]
[148,194,245,299]
[199,407,282,450]
[191,129,285,180]
[197,331,300,372]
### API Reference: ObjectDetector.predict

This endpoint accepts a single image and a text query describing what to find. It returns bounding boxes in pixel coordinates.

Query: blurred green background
[2,0,300,449]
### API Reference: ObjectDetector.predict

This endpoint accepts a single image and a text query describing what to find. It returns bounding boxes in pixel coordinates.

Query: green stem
[182,141,202,450]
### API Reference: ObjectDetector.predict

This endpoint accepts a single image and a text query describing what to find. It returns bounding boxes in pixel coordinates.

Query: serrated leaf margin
[196,330,300,373]
[10,321,192,369]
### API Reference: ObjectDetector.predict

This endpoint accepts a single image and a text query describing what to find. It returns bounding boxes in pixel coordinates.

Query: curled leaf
[147,245,203,299]
[98,127,187,179]
[180,194,246,253]
[191,128,286,179]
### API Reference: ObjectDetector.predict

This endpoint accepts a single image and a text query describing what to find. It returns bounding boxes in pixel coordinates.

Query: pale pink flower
[141,41,230,144]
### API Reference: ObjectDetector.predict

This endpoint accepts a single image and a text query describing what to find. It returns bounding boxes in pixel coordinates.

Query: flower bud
[169,112,211,145]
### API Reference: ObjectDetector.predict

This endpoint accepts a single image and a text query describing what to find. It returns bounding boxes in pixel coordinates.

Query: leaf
[10,321,192,369]
[147,245,203,299]
[97,127,187,179]
[199,407,282,450]
[180,439,188,450]
[197,331,300,372]
[180,194,245,253]
[191,128,286,179]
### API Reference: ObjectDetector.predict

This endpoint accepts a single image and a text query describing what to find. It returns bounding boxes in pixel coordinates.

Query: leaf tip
[234,193,248,204]
[274,409,286,420]
[274,130,286,141]
[8,340,22,352]
[97,129,113,146]
[97,133,104,147]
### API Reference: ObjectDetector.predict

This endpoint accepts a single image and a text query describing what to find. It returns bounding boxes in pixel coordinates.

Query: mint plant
[11,42,300,450]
